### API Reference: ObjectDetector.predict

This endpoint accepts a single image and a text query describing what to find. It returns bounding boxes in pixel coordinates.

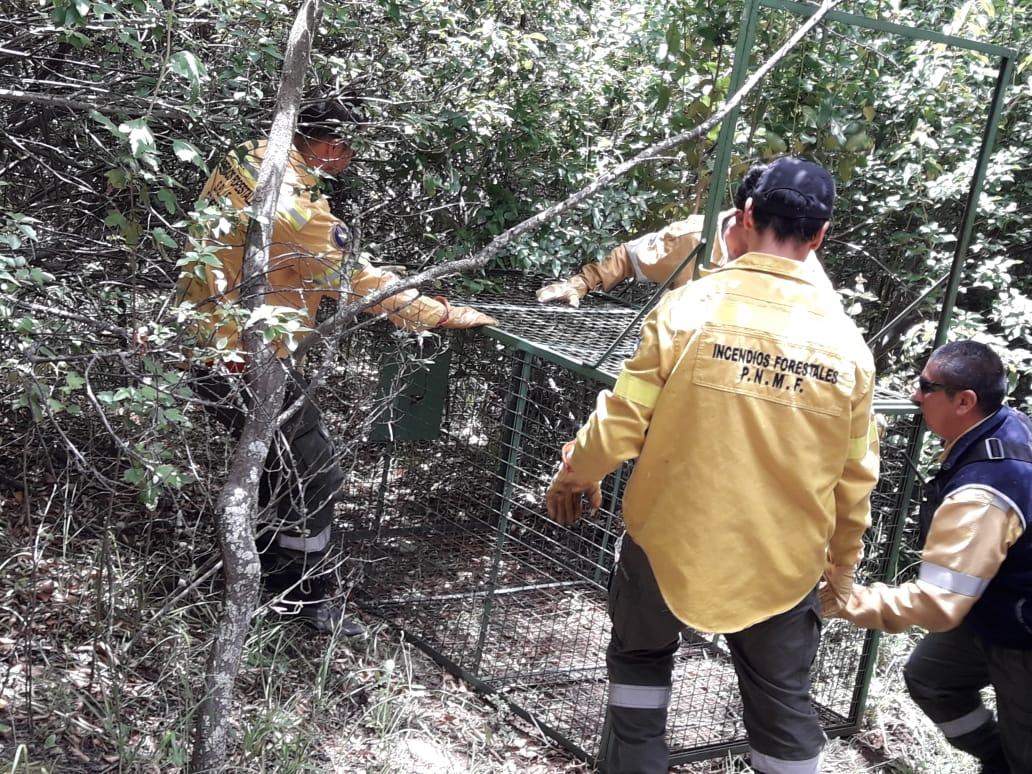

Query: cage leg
[372,449,393,541]
[473,349,533,673]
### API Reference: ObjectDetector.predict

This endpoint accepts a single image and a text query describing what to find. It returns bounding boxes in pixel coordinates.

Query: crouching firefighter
[175,96,495,634]
[822,341,1032,774]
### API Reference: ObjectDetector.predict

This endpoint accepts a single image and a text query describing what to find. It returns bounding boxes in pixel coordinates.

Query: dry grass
[0,528,982,774]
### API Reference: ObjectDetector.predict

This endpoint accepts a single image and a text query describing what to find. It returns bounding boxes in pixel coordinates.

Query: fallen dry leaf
[35,579,56,602]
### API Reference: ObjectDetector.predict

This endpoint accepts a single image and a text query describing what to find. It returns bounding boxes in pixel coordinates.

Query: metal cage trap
[327,0,1016,765]
[332,274,922,767]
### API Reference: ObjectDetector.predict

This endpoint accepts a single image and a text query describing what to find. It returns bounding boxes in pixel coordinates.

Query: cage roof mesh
[450,272,911,404]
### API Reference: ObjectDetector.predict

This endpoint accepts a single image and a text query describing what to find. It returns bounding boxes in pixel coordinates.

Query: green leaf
[28,267,54,285]
[123,466,145,485]
[117,118,156,160]
[422,172,437,197]
[91,110,125,139]
[152,227,177,247]
[172,139,205,169]
[105,209,128,228]
[665,21,681,56]
[169,50,207,97]
[105,168,128,189]
[654,84,670,113]
[162,408,187,423]
[157,187,178,214]
[655,40,668,65]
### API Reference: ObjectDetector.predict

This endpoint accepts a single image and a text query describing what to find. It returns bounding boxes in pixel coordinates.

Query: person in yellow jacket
[545,157,879,773]
[175,98,494,634]
[821,341,1031,774]
[535,164,834,307]
[175,108,494,355]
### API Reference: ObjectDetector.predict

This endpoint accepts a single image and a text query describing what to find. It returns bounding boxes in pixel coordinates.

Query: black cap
[298,96,365,139]
[751,157,835,220]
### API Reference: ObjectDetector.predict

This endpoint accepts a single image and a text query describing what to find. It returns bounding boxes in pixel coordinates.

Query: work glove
[819,563,856,617]
[545,441,602,526]
[535,275,590,307]
[436,302,497,329]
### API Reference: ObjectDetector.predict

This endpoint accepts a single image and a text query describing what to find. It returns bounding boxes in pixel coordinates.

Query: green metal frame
[476,349,534,671]
[481,0,1017,753]
[360,2,1016,767]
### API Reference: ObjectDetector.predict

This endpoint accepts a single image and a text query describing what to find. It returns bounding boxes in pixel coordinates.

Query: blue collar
[941,406,1009,472]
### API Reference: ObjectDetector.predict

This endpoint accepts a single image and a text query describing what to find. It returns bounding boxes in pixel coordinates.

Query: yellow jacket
[578,212,733,292]
[566,252,879,633]
[175,140,485,357]
[575,211,834,293]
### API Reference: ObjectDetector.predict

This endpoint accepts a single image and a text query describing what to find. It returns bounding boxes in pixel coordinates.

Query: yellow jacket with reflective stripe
[567,252,879,633]
[577,210,834,294]
[578,212,732,292]
[175,140,443,357]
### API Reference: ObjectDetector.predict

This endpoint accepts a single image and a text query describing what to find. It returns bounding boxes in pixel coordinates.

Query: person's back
[546,156,879,773]
[621,254,872,632]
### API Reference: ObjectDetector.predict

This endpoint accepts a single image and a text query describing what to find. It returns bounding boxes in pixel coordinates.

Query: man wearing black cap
[176,98,495,635]
[545,157,878,772]
[534,162,835,307]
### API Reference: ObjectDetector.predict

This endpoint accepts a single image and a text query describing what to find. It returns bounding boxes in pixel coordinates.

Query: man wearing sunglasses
[822,341,1032,773]
[546,157,878,773]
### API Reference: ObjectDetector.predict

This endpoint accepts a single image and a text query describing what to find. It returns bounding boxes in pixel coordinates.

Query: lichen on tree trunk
[188,1,322,770]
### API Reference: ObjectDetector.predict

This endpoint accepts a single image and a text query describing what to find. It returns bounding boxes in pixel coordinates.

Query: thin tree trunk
[189,0,322,770]
[294,0,846,362]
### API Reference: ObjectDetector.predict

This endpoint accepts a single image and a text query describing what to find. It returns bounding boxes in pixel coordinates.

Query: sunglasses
[915,376,969,395]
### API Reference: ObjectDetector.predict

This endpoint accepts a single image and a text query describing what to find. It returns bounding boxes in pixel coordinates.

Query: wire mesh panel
[339,279,921,766]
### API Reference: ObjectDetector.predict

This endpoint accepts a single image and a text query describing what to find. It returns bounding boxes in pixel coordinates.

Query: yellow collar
[716,251,816,286]
[939,411,997,462]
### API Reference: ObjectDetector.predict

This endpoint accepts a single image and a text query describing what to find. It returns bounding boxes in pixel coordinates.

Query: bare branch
[189,1,322,771]
[294,0,846,361]
[0,87,192,119]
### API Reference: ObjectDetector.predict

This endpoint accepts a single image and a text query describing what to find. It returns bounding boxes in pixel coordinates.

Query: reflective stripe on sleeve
[937,705,993,738]
[952,484,1027,530]
[623,233,654,282]
[614,372,661,408]
[278,203,312,229]
[847,421,875,460]
[608,683,671,709]
[918,561,990,597]
[749,748,823,774]
[306,261,344,288]
[277,524,332,554]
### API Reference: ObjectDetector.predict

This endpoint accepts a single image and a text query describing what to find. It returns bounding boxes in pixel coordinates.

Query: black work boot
[293,598,365,636]
[948,718,1009,774]
[271,572,364,637]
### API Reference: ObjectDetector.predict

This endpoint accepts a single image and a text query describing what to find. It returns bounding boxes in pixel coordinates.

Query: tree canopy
[1,0,1030,768]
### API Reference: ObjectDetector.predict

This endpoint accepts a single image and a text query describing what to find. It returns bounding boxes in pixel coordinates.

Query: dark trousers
[604,534,824,774]
[192,369,344,598]
[904,624,1032,773]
